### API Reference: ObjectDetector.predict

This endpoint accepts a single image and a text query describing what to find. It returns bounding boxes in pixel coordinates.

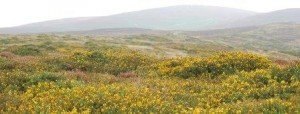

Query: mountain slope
[62,28,169,36]
[219,8,300,28]
[0,5,256,33]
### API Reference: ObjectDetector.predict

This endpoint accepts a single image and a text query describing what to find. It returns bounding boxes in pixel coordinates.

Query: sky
[0,0,300,27]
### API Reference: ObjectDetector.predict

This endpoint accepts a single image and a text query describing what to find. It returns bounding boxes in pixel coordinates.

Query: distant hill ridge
[0,5,300,33]
[218,8,300,28]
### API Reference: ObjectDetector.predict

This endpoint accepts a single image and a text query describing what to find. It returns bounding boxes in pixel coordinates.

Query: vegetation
[156,52,272,78]
[0,34,299,113]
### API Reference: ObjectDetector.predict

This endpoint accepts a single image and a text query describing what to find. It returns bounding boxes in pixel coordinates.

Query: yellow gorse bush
[1,71,299,113]
[68,48,155,75]
[156,52,272,78]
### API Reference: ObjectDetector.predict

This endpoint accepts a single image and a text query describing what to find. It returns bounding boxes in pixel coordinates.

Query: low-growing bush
[40,55,72,71]
[271,62,300,83]
[25,72,65,87]
[64,70,90,82]
[223,70,298,100]
[9,45,42,56]
[156,52,272,78]
[0,72,65,92]
[236,70,271,86]
[103,49,155,75]
[0,56,17,70]
[37,41,57,52]
[0,71,30,91]
[71,48,154,75]
[118,72,138,78]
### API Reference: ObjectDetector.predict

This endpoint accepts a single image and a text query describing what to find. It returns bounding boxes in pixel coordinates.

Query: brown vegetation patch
[0,51,15,59]
[64,70,90,82]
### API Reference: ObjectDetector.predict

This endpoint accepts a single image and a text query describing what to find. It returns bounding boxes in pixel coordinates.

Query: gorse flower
[156,52,272,78]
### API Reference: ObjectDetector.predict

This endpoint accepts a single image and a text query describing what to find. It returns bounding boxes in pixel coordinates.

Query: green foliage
[0,72,64,92]
[38,41,57,51]
[271,63,300,83]
[0,39,10,44]
[10,45,42,56]
[40,56,71,71]
[0,71,30,91]
[25,72,65,87]
[0,57,16,70]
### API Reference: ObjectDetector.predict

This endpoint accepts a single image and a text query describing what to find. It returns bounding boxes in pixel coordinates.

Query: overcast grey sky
[0,0,300,27]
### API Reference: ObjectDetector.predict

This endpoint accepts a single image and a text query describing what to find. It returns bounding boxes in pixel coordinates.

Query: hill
[1,6,300,34]
[0,5,256,33]
[219,8,300,28]
[62,28,169,36]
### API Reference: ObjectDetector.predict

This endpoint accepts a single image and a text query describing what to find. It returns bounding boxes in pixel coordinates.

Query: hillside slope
[219,8,300,28]
[0,5,256,33]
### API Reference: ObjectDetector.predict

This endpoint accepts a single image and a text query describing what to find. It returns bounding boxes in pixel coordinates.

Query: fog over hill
[0,5,299,34]
[0,5,256,33]
[218,8,300,28]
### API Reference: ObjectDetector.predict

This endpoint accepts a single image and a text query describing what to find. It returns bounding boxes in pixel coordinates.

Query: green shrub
[0,57,16,70]
[71,51,107,72]
[26,72,65,87]
[0,71,30,91]
[0,72,65,92]
[38,41,57,51]
[271,63,300,83]
[40,56,73,72]
[10,45,42,56]
[0,39,10,44]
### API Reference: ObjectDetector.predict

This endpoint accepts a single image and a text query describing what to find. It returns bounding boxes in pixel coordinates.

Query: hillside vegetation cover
[0,35,299,113]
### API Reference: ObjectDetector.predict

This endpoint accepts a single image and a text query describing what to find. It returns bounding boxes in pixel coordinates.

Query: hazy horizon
[1,0,300,27]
